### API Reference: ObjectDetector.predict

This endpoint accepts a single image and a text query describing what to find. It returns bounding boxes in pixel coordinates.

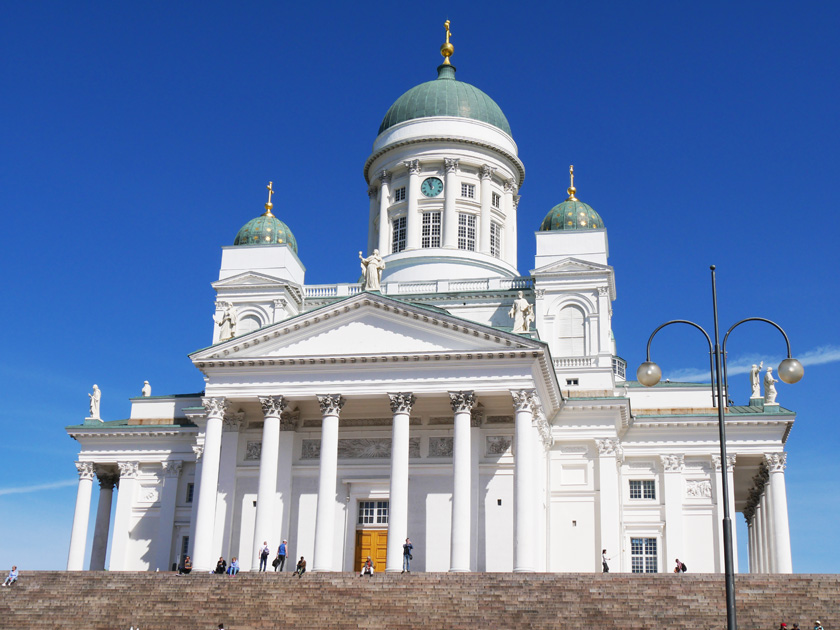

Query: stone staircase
[1,572,837,630]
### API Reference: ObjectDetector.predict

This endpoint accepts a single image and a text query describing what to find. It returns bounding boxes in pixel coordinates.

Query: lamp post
[636,266,803,630]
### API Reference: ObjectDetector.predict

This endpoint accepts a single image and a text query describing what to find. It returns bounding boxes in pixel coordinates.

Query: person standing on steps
[258,541,270,572]
[295,556,306,577]
[402,538,413,573]
[275,539,287,572]
[602,549,614,573]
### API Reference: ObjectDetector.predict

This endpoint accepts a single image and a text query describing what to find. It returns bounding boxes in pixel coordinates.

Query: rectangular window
[421,212,441,248]
[391,216,406,253]
[457,213,476,251]
[394,186,406,202]
[358,500,389,525]
[461,183,475,199]
[565,378,579,386]
[492,192,501,208]
[490,221,501,258]
[630,537,658,573]
[186,483,194,503]
[629,480,656,500]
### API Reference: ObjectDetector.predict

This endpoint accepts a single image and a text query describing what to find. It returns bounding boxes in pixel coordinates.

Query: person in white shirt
[258,542,270,572]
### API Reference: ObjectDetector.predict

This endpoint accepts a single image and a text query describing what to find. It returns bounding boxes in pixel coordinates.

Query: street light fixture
[636,266,802,630]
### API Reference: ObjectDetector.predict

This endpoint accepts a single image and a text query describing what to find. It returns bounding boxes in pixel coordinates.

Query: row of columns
[368,160,518,262]
[744,453,792,573]
[191,389,542,573]
[67,459,183,572]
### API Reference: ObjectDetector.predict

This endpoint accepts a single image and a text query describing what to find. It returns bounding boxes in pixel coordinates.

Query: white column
[511,390,536,572]
[386,392,415,572]
[478,165,494,254]
[313,394,346,571]
[89,471,117,570]
[192,397,227,572]
[275,413,297,557]
[712,456,725,572]
[442,158,459,248]
[214,412,243,563]
[449,391,476,572]
[660,454,685,567]
[758,496,768,572]
[503,180,517,268]
[367,185,379,255]
[725,454,738,573]
[766,453,792,572]
[67,461,96,570]
[154,461,182,571]
[377,171,391,254]
[405,160,421,250]
[748,518,756,573]
[187,443,204,559]
[109,461,139,571]
[252,396,287,568]
[596,439,622,568]
[762,464,776,572]
[470,407,482,571]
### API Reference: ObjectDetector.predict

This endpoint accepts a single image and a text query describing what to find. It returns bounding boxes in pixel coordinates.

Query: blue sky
[1,1,837,573]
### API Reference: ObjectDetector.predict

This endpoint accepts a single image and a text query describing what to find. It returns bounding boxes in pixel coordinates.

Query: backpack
[680,562,687,572]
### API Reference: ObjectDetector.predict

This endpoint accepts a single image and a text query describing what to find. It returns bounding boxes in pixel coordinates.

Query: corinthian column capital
[117,461,139,479]
[161,461,183,478]
[388,392,416,415]
[75,461,95,481]
[764,452,786,473]
[444,158,460,174]
[201,397,228,420]
[510,389,536,413]
[259,395,288,418]
[449,391,476,414]
[403,159,421,175]
[317,394,346,416]
[479,164,495,180]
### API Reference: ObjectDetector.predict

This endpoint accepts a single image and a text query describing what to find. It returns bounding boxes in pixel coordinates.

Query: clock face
[420,177,444,198]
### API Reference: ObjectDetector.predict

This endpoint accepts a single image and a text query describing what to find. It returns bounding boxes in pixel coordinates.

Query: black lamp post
[636,266,803,630]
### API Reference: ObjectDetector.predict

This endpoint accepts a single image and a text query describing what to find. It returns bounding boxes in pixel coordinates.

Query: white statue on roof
[359,249,385,292]
[213,303,237,341]
[764,366,778,405]
[508,291,534,333]
[750,361,763,399]
[88,384,101,420]
[141,381,151,397]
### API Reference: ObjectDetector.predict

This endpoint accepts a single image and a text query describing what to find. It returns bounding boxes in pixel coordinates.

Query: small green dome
[234,213,298,253]
[379,64,512,137]
[540,198,605,231]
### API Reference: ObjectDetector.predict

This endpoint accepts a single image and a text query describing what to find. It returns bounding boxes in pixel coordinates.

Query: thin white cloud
[0,480,76,497]
[663,345,840,383]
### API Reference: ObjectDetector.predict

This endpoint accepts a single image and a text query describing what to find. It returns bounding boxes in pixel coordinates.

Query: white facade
[66,50,795,576]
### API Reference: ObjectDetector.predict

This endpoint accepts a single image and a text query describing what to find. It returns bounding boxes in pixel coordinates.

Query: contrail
[0,480,77,496]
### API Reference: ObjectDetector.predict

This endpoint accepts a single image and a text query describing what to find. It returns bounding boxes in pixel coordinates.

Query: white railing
[304,276,534,299]
[554,357,595,369]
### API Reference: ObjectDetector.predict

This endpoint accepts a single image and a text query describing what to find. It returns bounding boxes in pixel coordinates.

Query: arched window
[237,314,262,336]
[557,306,585,356]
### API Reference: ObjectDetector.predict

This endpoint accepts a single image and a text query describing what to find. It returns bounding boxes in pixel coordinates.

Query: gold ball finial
[263,181,276,217]
[440,20,454,64]
[566,165,577,200]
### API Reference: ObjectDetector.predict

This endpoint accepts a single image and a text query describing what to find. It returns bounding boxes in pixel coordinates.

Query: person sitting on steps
[295,556,306,577]
[226,557,239,576]
[360,556,375,577]
[1,566,18,587]
[178,556,192,575]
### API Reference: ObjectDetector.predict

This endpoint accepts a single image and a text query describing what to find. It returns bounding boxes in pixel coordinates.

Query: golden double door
[354,530,388,572]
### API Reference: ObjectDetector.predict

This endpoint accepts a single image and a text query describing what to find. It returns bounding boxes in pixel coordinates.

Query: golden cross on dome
[267,181,275,205]
[441,20,454,65]
[567,165,578,200]
[263,181,276,217]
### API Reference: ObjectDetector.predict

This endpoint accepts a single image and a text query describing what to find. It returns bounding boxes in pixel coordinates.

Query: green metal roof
[234,214,298,253]
[540,198,605,231]
[379,64,512,137]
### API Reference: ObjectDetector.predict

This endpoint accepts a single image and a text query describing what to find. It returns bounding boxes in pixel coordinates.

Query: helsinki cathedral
[65,23,795,576]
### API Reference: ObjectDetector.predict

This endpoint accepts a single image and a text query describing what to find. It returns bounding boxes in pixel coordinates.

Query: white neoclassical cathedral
[66,25,795,576]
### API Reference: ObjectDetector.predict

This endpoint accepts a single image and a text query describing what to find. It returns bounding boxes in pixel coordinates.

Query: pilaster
[442,158,459,248]
[405,160,421,250]
[478,164,494,255]
[154,461,183,571]
[660,454,685,568]
[596,438,622,571]
[377,171,391,254]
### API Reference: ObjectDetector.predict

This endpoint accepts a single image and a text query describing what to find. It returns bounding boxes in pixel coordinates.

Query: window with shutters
[557,305,585,355]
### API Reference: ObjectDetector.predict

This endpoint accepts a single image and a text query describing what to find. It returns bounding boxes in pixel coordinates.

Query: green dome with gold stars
[233,182,298,253]
[539,165,605,231]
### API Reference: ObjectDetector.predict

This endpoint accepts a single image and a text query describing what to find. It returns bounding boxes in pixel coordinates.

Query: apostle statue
[359,249,385,292]
[749,361,764,399]
[141,380,152,397]
[764,366,779,404]
[508,291,534,333]
[88,384,102,419]
[213,303,237,341]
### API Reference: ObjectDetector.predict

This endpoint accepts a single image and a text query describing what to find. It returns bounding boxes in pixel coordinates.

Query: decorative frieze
[388,393,416,415]
[486,436,512,455]
[685,479,712,499]
[259,395,288,418]
[470,405,484,428]
[429,437,454,457]
[449,390,476,414]
[223,410,245,432]
[486,415,513,424]
[317,394,346,416]
[558,446,588,454]
[245,441,262,461]
[660,454,684,473]
[596,438,620,457]
[75,461,95,481]
[301,437,421,460]
[280,408,300,431]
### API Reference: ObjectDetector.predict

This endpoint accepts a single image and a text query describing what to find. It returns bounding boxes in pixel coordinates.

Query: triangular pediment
[212,271,294,289]
[191,292,543,361]
[531,257,612,276]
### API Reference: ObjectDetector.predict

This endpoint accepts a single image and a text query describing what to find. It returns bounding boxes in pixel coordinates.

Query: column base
[513,568,535,573]
[448,568,470,573]
[385,568,404,573]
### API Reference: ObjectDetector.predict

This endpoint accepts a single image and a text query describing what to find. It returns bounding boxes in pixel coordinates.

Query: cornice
[364,135,526,188]
[68,427,197,439]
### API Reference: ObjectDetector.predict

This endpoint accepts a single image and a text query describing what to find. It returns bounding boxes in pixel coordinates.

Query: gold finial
[566,165,577,200]
[440,20,454,64]
[263,181,275,217]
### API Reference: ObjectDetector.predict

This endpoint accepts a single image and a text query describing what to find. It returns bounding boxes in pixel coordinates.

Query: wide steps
[1,572,837,630]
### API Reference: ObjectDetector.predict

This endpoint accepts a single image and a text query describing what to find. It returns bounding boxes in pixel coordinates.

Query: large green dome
[234,212,298,253]
[540,198,605,231]
[379,64,512,137]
